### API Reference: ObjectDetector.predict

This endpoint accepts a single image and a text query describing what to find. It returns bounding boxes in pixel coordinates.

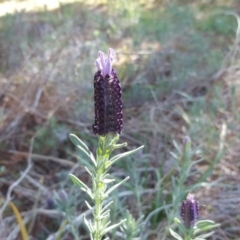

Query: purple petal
[96,49,116,77]
[98,51,105,68]
[95,59,102,71]
[104,57,112,77]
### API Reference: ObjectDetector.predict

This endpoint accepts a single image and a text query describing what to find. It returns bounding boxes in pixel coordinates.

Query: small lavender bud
[182,136,191,156]
[58,189,68,202]
[92,48,123,135]
[46,198,55,209]
[181,194,199,228]
[182,136,191,147]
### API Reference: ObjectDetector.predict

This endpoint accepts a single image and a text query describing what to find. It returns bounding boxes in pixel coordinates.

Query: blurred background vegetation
[0,0,240,239]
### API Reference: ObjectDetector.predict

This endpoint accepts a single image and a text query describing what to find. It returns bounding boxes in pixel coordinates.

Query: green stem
[184,230,193,240]
[90,134,129,239]
[94,168,103,240]
[69,134,137,239]
[93,137,109,240]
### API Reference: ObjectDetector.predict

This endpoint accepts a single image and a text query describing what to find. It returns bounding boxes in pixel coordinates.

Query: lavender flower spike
[93,48,123,136]
[181,193,199,228]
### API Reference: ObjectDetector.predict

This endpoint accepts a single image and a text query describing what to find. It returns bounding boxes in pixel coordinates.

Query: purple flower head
[181,194,199,228]
[92,49,123,136]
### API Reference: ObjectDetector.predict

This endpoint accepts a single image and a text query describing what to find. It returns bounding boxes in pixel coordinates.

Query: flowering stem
[69,48,144,240]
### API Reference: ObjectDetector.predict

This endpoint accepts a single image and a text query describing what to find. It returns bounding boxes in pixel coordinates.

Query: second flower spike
[93,48,123,136]
[181,193,199,228]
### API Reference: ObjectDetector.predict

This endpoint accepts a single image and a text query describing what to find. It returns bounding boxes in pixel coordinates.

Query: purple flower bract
[181,194,199,228]
[92,49,123,136]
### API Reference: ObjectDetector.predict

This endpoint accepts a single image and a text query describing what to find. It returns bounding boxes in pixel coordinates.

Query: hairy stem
[93,169,104,240]
[92,137,110,240]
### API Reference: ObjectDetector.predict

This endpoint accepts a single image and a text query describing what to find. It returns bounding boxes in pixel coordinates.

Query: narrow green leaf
[193,223,220,235]
[102,178,115,184]
[196,231,215,239]
[173,218,185,234]
[101,219,126,235]
[169,228,183,240]
[172,140,182,154]
[169,151,178,159]
[89,219,94,233]
[85,166,93,177]
[100,210,110,219]
[85,200,93,210]
[69,174,93,198]
[100,209,110,220]
[76,144,91,157]
[70,134,97,167]
[103,220,111,229]
[174,217,181,224]
[69,134,89,151]
[197,124,226,183]
[69,174,83,187]
[112,142,127,149]
[77,144,97,167]
[101,201,113,214]
[105,176,130,196]
[109,145,144,166]
[196,220,215,227]
[83,215,93,233]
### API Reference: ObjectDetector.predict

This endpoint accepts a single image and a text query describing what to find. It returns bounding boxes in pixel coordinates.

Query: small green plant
[169,194,220,240]
[120,210,144,240]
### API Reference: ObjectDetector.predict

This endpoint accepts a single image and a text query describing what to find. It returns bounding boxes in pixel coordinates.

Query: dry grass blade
[7,201,29,240]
